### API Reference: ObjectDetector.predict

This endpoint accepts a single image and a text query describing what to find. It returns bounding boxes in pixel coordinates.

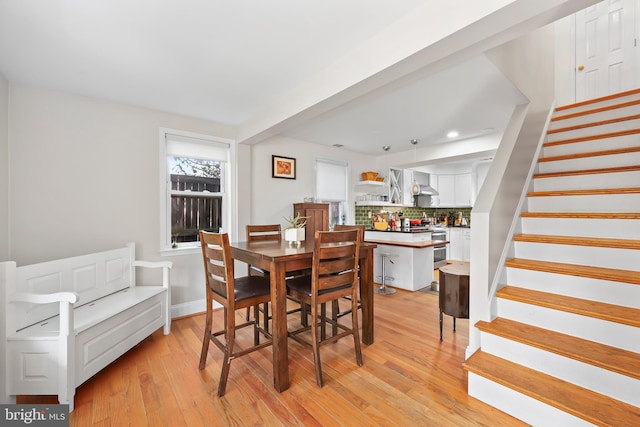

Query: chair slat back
[199,231,234,301]
[246,224,282,242]
[332,224,365,241]
[313,229,360,295]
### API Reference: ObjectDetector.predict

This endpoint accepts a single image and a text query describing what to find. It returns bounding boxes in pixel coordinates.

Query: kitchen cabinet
[436,175,454,206]
[387,168,414,206]
[473,160,491,203]
[462,228,471,262]
[434,173,472,207]
[454,173,472,206]
[293,202,329,245]
[447,228,463,261]
[447,227,471,261]
[364,230,435,291]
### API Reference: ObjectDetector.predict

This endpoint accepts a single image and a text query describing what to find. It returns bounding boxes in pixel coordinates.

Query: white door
[575,0,638,101]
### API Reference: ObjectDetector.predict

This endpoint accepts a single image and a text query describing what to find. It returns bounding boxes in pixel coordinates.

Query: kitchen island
[364,229,448,291]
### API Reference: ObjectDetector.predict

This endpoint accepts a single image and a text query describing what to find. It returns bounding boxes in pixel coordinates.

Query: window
[160,129,234,251]
[315,158,350,227]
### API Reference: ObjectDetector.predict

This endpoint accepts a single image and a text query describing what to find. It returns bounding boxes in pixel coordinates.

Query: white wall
[0,72,7,261]
[7,84,238,310]
[554,14,576,106]
[250,135,377,227]
[468,24,557,357]
[0,69,7,410]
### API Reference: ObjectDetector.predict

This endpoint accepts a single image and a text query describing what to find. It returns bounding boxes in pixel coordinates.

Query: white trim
[171,299,206,319]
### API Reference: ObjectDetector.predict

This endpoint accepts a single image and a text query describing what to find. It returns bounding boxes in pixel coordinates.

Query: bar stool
[375,252,397,295]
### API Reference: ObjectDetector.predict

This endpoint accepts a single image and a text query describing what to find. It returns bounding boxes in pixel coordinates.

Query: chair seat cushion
[232,275,271,301]
[286,275,350,297]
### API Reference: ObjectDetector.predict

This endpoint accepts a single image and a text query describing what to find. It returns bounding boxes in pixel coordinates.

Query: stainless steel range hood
[411,171,438,195]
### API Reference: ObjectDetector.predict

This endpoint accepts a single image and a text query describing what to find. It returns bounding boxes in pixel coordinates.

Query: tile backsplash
[355,205,472,226]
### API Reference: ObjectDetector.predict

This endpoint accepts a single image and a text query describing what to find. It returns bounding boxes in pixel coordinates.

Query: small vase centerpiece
[283,213,308,247]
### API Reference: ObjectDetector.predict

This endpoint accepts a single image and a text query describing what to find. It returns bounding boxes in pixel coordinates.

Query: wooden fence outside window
[171,174,222,242]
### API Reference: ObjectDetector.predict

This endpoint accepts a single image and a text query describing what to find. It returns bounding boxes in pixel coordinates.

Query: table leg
[360,249,374,345]
[270,261,290,392]
[439,310,443,341]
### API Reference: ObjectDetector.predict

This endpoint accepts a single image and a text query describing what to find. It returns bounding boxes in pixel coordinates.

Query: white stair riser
[527,194,640,212]
[551,95,640,124]
[538,151,640,173]
[547,119,640,142]
[534,171,640,192]
[467,373,593,427]
[520,218,640,239]
[479,333,640,406]
[505,268,640,309]
[496,298,640,353]
[512,241,640,271]
[543,133,640,157]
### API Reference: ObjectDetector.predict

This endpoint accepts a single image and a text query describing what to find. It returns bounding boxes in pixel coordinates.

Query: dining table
[229,239,377,392]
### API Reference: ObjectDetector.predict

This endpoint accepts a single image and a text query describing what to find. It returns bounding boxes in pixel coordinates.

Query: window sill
[160,246,200,257]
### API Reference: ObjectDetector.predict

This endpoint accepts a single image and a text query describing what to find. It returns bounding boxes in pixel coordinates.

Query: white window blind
[315,158,348,201]
[166,133,229,161]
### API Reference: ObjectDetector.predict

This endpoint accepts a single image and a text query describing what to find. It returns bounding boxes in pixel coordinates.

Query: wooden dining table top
[230,239,377,258]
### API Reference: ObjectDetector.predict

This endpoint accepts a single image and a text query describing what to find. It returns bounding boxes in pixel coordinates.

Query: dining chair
[245,224,281,329]
[286,229,363,387]
[245,224,307,331]
[330,225,365,335]
[198,230,273,397]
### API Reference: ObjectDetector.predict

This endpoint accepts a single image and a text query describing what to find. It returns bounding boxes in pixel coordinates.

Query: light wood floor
[20,286,526,426]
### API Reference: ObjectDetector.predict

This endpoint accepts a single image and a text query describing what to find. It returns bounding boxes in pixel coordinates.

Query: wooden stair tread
[555,88,640,112]
[539,145,640,162]
[548,113,640,134]
[543,128,640,147]
[534,165,640,179]
[496,285,640,328]
[528,187,640,197]
[505,258,640,286]
[464,351,640,427]
[552,98,640,122]
[521,212,640,219]
[475,318,640,380]
[513,234,640,250]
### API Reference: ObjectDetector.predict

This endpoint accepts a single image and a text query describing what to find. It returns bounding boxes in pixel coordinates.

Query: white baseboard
[170,298,223,319]
[171,299,205,318]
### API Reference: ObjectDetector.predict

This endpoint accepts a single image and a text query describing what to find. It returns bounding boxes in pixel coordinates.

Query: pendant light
[410,139,420,195]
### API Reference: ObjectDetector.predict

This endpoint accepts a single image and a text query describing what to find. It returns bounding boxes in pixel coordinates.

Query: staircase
[464,89,640,426]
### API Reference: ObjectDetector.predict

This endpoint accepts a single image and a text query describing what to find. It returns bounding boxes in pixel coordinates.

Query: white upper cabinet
[454,173,472,206]
[472,160,492,205]
[436,175,455,206]
[433,173,472,207]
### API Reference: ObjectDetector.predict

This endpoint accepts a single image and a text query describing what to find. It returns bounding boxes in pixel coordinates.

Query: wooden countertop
[363,238,449,249]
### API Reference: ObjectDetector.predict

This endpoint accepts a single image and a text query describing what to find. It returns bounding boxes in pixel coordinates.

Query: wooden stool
[438,263,470,341]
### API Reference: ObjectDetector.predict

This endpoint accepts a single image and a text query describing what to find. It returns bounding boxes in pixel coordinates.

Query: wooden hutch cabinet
[293,202,329,245]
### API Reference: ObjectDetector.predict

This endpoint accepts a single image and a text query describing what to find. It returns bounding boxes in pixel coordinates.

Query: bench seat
[10,286,166,338]
[2,243,172,412]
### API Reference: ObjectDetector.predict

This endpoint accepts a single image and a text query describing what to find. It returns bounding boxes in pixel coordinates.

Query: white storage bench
[1,243,172,411]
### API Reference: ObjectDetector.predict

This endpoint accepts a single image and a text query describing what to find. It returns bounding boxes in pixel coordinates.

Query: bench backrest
[4,243,135,332]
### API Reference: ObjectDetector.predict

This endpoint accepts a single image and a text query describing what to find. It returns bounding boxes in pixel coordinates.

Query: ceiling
[0,1,530,156]
[281,55,527,155]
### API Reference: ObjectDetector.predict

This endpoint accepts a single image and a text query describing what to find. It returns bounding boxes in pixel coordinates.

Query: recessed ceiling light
[332,144,344,148]
[447,131,459,138]
[382,145,390,151]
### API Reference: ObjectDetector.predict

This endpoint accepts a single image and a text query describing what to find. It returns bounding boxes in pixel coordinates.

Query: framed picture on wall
[272,155,296,179]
